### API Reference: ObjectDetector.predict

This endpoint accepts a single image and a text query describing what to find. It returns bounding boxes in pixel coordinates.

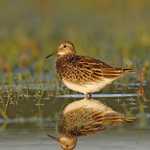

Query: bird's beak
[47,134,59,142]
[45,52,56,59]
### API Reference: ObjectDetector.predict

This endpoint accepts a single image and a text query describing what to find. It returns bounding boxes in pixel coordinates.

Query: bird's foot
[85,93,92,99]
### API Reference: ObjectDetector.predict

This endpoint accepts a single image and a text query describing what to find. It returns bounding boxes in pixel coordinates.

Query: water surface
[0,83,149,150]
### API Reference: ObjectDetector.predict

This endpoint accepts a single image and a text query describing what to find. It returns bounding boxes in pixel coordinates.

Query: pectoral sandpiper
[48,98,135,150]
[46,41,132,98]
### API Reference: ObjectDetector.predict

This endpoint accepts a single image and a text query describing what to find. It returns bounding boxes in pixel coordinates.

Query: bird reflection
[48,98,135,150]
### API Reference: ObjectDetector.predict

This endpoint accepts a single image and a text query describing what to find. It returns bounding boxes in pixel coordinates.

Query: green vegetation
[0,0,149,129]
[0,0,149,84]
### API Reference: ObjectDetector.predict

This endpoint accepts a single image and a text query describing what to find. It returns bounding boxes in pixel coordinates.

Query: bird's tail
[123,68,134,73]
[124,116,137,123]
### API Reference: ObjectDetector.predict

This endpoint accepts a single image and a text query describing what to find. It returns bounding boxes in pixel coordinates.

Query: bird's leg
[85,93,92,99]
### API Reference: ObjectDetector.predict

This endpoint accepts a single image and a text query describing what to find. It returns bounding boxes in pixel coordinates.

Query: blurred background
[0,1,150,149]
[0,0,150,82]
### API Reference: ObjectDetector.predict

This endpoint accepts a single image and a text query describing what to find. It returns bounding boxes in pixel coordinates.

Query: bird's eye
[64,45,67,48]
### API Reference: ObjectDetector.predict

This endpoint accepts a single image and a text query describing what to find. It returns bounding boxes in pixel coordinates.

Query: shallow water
[0,129,150,150]
[0,83,150,150]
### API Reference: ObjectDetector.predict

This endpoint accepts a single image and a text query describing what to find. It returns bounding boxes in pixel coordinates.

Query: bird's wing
[58,99,126,136]
[67,55,131,82]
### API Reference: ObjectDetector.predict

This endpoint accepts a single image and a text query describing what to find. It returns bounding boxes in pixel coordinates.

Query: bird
[46,41,133,98]
[47,98,135,150]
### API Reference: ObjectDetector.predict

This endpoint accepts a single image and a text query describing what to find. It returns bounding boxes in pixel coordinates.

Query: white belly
[63,78,114,94]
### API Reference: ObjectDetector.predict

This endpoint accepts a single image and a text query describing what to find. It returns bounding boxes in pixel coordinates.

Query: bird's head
[45,41,76,59]
[56,41,76,56]
[59,135,77,150]
[48,134,77,150]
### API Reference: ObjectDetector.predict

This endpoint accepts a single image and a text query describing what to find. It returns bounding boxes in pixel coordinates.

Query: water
[0,83,149,150]
[0,128,150,150]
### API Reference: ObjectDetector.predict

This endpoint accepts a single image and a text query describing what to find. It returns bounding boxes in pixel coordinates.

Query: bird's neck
[57,53,75,59]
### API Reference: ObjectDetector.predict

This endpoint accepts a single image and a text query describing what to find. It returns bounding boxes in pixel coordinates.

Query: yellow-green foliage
[0,0,149,81]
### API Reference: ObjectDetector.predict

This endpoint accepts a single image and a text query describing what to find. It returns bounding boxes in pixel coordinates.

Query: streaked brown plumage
[46,41,133,98]
[56,54,131,82]
[48,98,135,150]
